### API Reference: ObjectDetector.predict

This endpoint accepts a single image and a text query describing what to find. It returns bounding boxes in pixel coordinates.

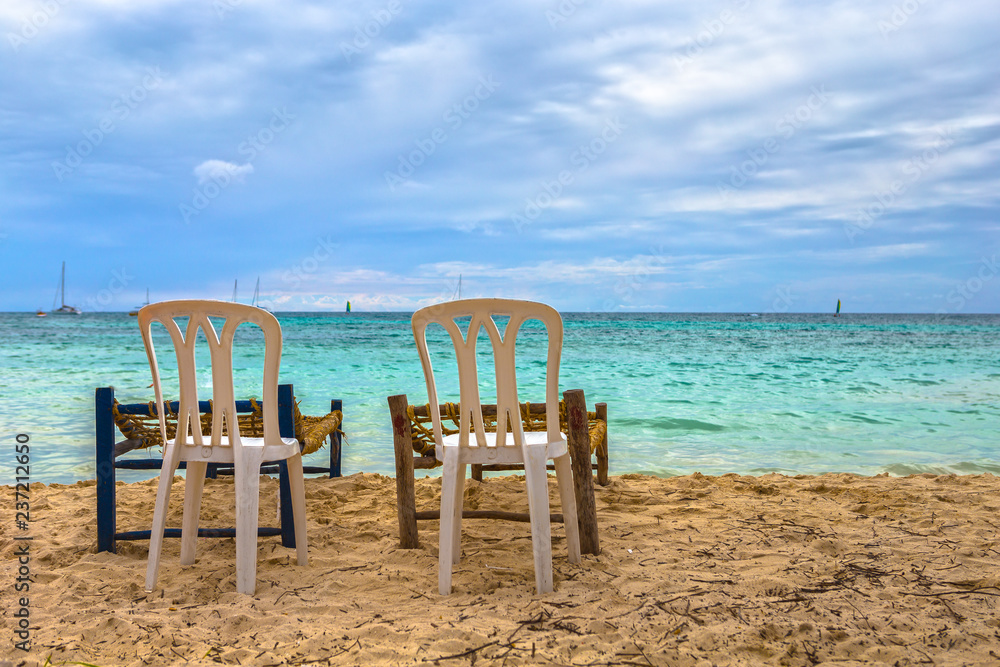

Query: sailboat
[345,300,351,313]
[251,278,272,312]
[51,262,82,314]
[128,289,150,316]
[834,299,841,317]
[232,279,239,303]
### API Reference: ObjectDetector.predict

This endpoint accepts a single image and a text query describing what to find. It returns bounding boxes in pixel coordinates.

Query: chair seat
[168,436,300,464]
[437,431,568,465]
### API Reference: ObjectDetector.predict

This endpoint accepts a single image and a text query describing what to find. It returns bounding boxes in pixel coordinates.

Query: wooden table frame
[388,389,605,555]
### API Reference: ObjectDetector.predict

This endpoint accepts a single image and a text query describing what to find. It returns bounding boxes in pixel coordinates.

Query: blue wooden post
[277,383,295,548]
[330,398,343,478]
[95,387,117,553]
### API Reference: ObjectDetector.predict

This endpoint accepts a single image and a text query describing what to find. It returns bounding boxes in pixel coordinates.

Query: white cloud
[193,160,253,185]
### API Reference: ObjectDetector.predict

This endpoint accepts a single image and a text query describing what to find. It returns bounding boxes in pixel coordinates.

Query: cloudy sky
[2,0,997,313]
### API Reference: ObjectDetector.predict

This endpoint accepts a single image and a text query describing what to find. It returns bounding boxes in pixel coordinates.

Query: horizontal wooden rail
[414,510,563,523]
[409,401,553,418]
[116,527,283,541]
[113,398,267,416]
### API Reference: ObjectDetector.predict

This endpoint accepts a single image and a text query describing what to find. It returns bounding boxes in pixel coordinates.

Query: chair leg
[145,445,180,593]
[285,453,309,566]
[553,452,581,564]
[523,445,554,594]
[452,461,466,565]
[180,461,208,566]
[234,451,265,595]
[438,451,464,594]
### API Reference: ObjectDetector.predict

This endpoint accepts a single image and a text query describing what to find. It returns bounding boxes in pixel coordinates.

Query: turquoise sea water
[1,311,998,486]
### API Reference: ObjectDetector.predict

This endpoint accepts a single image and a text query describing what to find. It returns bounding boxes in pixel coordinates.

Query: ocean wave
[882,462,1000,476]
[617,416,726,432]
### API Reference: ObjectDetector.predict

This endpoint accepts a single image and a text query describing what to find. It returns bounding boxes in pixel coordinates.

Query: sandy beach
[3,471,999,666]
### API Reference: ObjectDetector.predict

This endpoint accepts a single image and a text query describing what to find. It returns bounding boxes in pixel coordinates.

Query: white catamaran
[51,262,82,314]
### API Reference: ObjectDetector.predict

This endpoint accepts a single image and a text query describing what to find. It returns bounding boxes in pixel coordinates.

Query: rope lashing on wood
[111,398,343,456]
[405,400,607,459]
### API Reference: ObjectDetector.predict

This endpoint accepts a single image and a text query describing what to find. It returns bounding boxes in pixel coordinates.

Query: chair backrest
[137,300,283,449]
[411,298,563,451]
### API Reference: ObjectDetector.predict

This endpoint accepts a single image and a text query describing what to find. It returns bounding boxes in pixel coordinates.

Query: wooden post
[388,394,419,548]
[95,387,117,553]
[596,402,609,486]
[564,389,599,555]
[330,399,343,478]
[277,383,296,548]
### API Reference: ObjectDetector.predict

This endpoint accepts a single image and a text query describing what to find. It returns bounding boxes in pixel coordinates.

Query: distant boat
[834,299,841,317]
[345,300,351,313]
[51,262,82,314]
[35,309,47,317]
[128,288,150,316]
[232,279,239,303]
[251,278,272,312]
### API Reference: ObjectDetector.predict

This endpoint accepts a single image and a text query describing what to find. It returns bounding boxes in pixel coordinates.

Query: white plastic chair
[411,298,581,594]
[138,300,308,595]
